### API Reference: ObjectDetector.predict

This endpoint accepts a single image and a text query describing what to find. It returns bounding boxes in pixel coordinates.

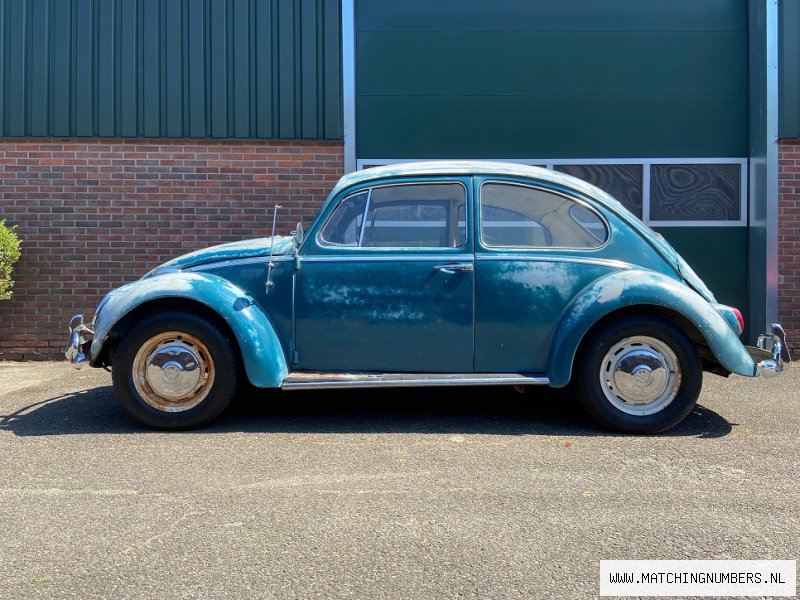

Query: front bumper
[747,323,792,377]
[65,314,95,369]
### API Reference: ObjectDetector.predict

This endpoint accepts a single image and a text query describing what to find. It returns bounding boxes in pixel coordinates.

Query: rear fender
[90,272,288,388]
[547,270,757,387]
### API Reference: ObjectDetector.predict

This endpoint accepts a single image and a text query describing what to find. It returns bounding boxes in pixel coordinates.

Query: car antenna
[265,204,282,294]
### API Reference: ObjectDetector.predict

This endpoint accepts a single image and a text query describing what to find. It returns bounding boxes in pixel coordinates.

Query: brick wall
[779,141,800,357]
[0,139,343,359]
[2,139,797,361]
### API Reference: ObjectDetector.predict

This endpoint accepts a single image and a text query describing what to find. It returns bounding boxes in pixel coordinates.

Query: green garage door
[353,0,750,335]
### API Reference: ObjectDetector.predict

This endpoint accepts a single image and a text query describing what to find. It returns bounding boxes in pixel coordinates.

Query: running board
[281,372,550,390]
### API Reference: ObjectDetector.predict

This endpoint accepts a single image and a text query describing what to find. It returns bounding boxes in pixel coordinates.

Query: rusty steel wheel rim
[132,331,215,413]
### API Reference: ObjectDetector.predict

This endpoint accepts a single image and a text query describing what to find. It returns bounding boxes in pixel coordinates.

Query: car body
[66,161,791,432]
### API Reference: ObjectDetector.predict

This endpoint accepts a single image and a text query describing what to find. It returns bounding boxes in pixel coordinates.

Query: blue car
[66,161,791,432]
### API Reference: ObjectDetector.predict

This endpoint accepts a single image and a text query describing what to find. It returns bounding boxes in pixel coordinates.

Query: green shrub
[0,219,21,300]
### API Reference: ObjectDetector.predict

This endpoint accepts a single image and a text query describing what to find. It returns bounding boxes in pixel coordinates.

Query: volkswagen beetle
[66,161,791,432]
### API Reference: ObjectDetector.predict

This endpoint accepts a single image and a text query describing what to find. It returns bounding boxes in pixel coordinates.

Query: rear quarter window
[480,182,608,248]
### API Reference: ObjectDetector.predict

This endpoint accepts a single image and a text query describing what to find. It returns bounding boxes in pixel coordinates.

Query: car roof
[334,160,562,190]
[330,160,621,208]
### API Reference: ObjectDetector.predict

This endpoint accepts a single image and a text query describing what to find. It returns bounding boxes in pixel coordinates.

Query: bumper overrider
[65,314,95,369]
[747,323,792,377]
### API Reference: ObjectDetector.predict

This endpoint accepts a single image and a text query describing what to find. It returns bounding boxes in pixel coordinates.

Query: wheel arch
[89,272,289,388]
[572,304,713,371]
[96,297,243,368]
[546,270,757,387]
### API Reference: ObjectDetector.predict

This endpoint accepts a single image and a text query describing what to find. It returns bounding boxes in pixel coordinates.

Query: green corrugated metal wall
[356,0,748,159]
[0,0,342,139]
[780,0,800,139]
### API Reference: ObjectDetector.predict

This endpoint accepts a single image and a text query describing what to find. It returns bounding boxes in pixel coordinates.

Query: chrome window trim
[356,158,748,227]
[357,188,372,246]
[318,189,369,248]
[568,203,607,243]
[314,180,470,252]
[477,179,611,252]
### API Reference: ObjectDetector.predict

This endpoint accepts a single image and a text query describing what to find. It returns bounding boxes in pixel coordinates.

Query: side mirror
[293,221,304,246]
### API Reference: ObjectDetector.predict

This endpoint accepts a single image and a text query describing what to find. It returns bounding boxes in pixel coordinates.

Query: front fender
[90,272,288,388]
[547,270,757,387]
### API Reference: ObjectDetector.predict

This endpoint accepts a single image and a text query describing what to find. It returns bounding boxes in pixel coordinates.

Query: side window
[320,183,467,249]
[482,205,552,247]
[319,191,368,246]
[480,182,608,248]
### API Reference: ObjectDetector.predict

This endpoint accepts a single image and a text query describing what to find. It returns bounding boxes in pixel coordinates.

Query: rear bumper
[65,314,95,369]
[746,323,792,378]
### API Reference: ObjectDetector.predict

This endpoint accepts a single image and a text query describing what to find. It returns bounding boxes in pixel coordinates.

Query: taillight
[732,307,745,333]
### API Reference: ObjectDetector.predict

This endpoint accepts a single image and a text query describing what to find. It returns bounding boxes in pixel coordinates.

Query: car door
[293,177,474,373]
[473,177,616,373]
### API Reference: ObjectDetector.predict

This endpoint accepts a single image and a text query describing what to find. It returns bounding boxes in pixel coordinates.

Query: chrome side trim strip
[204,254,627,268]
[188,255,293,271]
[300,254,474,263]
[282,374,550,390]
[475,254,630,270]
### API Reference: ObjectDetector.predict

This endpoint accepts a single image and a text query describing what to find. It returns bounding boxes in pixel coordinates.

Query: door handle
[433,262,473,274]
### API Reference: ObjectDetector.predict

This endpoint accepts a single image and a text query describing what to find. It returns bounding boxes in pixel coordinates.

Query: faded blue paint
[202,259,296,364]
[468,168,705,374]
[79,161,765,390]
[295,174,475,372]
[475,259,619,372]
[90,272,288,388]
[547,270,757,387]
[295,258,474,372]
[156,236,294,271]
[714,303,743,335]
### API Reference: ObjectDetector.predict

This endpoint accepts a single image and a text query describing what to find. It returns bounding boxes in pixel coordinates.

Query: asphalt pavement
[0,361,797,599]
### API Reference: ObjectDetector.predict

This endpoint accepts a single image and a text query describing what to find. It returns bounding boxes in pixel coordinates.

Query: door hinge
[292,349,300,365]
[294,255,302,271]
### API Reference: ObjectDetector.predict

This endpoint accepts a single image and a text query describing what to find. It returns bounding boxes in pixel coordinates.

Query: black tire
[112,310,239,429]
[573,316,702,434]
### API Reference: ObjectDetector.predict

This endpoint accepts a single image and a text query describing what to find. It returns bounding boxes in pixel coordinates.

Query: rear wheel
[574,316,702,433]
[112,311,239,429]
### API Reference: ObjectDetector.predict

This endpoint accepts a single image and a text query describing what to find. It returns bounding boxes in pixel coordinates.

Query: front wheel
[112,311,239,429]
[574,316,702,433]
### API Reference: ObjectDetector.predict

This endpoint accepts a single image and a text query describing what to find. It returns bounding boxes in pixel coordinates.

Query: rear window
[480,182,608,248]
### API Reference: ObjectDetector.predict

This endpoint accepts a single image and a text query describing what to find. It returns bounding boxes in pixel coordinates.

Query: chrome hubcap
[132,332,215,412]
[145,344,202,399]
[600,336,681,416]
